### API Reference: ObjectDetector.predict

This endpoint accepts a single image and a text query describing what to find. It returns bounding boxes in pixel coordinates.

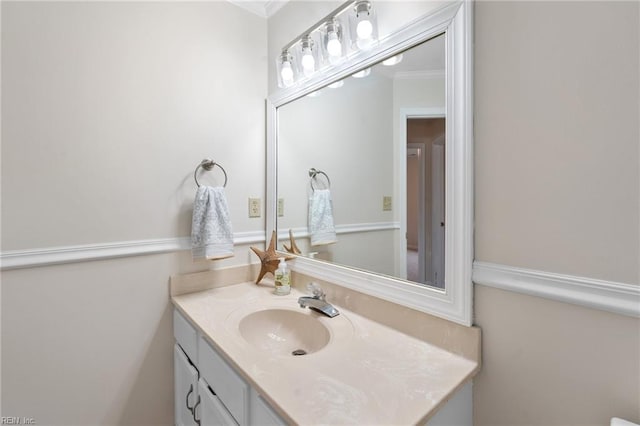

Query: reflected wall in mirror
[277,34,446,289]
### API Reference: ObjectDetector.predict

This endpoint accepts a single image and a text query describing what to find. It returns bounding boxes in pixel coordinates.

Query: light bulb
[356,19,373,40]
[280,61,294,86]
[301,49,315,77]
[327,32,342,57]
[328,80,344,89]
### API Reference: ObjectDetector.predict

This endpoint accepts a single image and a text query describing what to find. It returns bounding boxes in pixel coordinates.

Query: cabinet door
[197,379,238,426]
[175,344,199,426]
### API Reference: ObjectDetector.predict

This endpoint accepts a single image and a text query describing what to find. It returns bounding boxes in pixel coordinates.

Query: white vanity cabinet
[173,310,287,426]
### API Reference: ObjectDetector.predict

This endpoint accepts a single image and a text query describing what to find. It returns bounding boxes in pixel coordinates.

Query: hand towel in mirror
[308,189,337,246]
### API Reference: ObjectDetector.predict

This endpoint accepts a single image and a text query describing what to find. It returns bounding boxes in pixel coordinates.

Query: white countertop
[172,281,479,425]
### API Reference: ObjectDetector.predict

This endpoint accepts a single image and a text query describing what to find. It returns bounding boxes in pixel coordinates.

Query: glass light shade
[296,35,321,79]
[328,80,344,88]
[350,0,378,51]
[321,18,349,66]
[276,50,298,88]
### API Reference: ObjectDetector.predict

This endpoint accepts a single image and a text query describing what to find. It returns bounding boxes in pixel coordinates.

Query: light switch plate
[249,198,261,218]
[383,196,392,211]
[277,198,284,217]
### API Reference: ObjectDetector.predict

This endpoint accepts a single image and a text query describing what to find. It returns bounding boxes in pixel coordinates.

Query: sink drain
[291,349,307,356]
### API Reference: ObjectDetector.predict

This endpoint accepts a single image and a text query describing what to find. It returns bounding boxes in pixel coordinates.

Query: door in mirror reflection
[406,118,445,288]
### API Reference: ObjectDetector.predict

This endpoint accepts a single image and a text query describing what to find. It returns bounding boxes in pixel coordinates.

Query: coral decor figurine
[250,230,294,284]
[282,229,302,255]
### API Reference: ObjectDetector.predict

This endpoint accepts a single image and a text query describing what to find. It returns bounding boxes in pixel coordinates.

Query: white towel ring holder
[194,158,228,188]
[309,168,330,191]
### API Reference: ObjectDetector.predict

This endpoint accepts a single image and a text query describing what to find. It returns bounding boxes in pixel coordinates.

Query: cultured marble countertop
[172,281,479,425]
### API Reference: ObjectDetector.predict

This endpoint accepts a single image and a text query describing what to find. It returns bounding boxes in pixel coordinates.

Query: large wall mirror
[267,1,473,325]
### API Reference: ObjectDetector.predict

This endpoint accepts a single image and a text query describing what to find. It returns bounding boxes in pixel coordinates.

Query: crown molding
[226,0,288,18]
[264,0,288,17]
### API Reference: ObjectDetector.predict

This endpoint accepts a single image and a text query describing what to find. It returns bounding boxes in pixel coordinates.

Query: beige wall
[475,285,640,425]
[2,1,267,252]
[474,1,640,425]
[2,254,179,424]
[1,2,266,423]
[475,1,639,285]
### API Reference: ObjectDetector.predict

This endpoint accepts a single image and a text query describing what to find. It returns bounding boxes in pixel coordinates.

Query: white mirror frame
[266,1,473,326]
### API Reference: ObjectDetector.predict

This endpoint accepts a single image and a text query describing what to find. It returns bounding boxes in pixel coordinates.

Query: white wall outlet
[248,198,261,218]
[277,198,284,217]
[383,196,392,211]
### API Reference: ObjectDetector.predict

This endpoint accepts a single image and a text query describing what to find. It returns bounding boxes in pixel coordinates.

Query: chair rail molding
[0,231,265,270]
[473,261,640,318]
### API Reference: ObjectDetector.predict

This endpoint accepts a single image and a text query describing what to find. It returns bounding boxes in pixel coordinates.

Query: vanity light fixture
[275,0,379,89]
[382,53,404,66]
[351,68,371,78]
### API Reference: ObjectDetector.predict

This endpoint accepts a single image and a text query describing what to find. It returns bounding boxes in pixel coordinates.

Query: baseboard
[473,261,640,318]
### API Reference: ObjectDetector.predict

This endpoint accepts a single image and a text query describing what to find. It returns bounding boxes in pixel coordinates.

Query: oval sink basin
[238,309,330,356]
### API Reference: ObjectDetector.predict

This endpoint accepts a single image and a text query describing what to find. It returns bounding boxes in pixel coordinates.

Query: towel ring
[309,168,330,191]
[194,158,227,188]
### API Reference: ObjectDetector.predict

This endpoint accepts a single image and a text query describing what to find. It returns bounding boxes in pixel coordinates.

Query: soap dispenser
[274,258,291,295]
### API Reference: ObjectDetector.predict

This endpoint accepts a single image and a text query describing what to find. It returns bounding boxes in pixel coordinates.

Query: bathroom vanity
[173,2,478,423]
[171,269,480,425]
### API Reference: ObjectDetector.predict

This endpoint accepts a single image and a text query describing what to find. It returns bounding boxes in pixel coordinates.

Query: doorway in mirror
[406,117,445,288]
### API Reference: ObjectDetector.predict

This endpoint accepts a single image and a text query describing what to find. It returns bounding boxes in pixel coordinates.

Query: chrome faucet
[298,282,340,318]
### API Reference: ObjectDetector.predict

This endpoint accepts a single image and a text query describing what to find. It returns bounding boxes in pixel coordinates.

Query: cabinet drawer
[174,310,198,363]
[199,337,249,426]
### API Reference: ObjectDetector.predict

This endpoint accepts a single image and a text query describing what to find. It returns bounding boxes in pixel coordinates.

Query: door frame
[398,107,446,284]
[407,144,427,283]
